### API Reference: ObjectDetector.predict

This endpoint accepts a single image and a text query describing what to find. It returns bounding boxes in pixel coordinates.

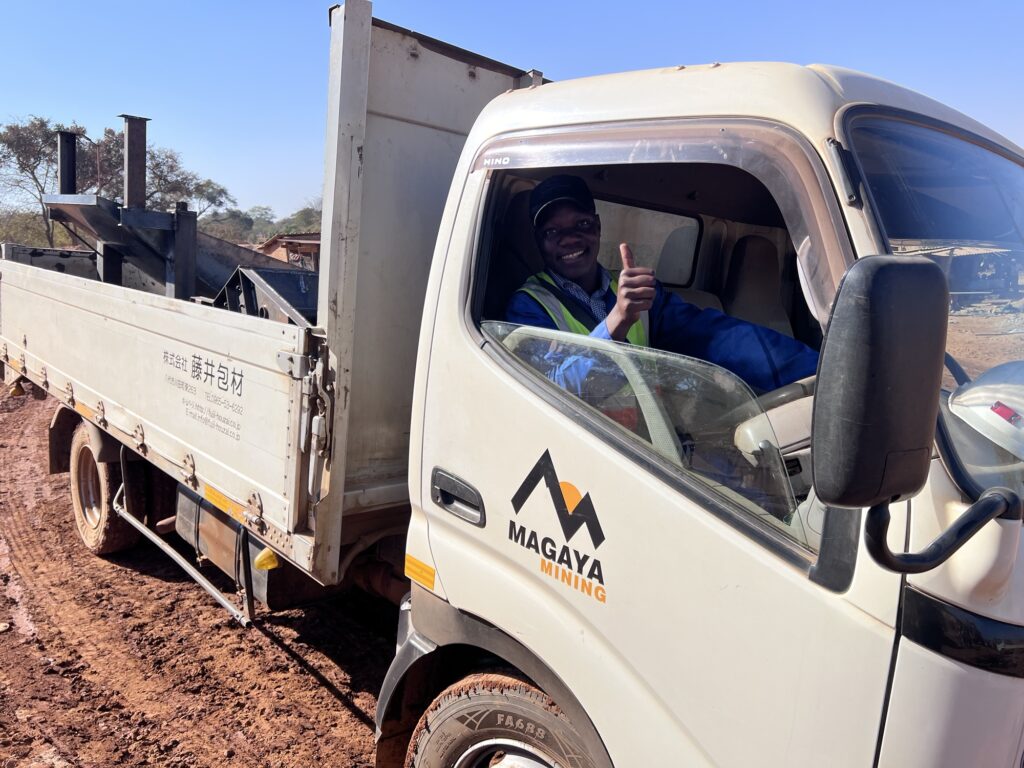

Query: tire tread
[70,423,140,555]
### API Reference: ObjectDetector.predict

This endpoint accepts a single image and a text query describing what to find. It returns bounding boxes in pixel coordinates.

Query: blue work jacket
[505,273,819,394]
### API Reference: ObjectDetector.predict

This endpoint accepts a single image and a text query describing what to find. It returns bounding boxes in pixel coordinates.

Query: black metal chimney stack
[56,130,78,195]
[118,114,149,208]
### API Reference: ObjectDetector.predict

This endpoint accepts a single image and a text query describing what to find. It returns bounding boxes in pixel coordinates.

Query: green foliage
[198,200,321,246]
[246,205,278,242]
[275,203,321,235]
[0,207,74,248]
[199,207,256,243]
[0,116,86,246]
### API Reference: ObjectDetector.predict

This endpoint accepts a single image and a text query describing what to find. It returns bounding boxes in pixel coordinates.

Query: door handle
[431,468,485,527]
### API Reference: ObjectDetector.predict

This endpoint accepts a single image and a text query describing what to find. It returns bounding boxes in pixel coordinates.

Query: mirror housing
[812,256,948,508]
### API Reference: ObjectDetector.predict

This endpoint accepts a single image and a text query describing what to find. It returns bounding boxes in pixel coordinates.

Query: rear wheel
[406,672,597,768]
[69,423,140,554]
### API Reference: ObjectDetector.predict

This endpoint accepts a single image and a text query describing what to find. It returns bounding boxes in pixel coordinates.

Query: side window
[475,124,850,557]
[484,321,821,552]
[594,200,700,285]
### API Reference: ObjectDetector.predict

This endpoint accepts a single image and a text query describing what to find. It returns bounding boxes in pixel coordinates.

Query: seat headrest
[503,189,545,276]
[482,188,546,320]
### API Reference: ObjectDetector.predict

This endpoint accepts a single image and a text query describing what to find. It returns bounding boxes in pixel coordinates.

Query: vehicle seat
[722,235,792,336]
[668,288,723,311]
[483,189,545,321]
[658,226,723,312]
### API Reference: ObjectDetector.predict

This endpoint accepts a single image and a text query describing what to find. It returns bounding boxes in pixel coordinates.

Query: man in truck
[505,174,819,394]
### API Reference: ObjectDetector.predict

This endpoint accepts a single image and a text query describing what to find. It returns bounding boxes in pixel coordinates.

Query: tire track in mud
[0,390,398,767]
[0,392,220,766]
[0,393,143,766]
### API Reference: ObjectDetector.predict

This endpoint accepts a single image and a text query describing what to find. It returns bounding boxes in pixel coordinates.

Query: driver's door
[417,130,899,765]
[420,315,896,765]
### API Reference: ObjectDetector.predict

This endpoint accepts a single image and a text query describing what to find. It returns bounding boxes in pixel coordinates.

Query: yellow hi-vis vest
[517,272,649,346]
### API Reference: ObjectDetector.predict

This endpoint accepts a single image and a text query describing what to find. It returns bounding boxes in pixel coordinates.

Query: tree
[0,116,85,246]
[276,199,322,234]
[197,201,322,247]
[83,132,236,214]
[0,116,235,247]
[0,206,74,248]
[198,207,255,243]
[246,206,277,242]
[197,206,282,244]
[76,127,122,201]
[145,148,234,215]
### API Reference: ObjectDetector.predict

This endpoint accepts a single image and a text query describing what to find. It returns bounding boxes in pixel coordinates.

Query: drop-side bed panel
[316,4,530,581]
[0,260,318,573]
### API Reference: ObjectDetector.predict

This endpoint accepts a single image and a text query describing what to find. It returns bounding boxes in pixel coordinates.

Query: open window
[478,162,821,351]
[469,120,852,558]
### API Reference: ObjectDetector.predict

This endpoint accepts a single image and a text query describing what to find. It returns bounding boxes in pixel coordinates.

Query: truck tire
[406,672,597,768]
[69,423,140,555]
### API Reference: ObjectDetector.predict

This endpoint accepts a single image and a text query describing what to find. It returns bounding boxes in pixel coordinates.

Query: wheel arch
[49,405,124,474]
[48,405,81,474]
[375,585,613,768]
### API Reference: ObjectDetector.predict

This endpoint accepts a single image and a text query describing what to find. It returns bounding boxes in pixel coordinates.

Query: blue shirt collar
[547,266,611,299]
[546,266,613,323]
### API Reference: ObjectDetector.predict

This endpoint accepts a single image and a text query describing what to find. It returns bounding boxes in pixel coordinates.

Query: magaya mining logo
[509,450,607,604]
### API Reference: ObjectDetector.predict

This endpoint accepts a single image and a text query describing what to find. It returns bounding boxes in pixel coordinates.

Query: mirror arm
[865,488,1023,574]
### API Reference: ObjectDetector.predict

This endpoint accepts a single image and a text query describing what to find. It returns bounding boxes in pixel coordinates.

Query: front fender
[375,585,613,768]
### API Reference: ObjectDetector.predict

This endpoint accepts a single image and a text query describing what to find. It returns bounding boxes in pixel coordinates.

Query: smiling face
[536,202,602,293]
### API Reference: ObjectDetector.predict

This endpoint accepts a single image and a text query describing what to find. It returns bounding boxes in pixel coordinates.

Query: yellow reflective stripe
[405,554,436,590]
[519,283,590,335]
[521,272,649,347]
[203,484,247,524]
[629,321,647,347]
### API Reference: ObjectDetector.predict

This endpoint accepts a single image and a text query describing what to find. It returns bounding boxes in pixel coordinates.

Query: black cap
[529,175,595,228]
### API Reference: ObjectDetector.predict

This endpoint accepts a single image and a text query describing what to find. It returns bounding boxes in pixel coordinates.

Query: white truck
[3,2,1024,765]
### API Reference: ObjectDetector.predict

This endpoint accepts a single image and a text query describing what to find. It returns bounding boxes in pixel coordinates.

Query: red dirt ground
[0,388,398,767]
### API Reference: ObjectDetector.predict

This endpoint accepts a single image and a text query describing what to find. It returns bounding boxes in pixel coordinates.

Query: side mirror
[812,256,1021,573]
[813,255,948,507]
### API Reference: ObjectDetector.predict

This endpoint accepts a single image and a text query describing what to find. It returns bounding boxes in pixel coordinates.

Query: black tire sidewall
[410,675,596,768]
[69,423,138,554]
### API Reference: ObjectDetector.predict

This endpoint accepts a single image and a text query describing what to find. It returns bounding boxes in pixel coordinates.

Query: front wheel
[69,423,140,555]
[406,672,597,768]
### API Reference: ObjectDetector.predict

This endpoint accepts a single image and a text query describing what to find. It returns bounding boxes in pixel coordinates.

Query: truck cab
[373,27,1024,768]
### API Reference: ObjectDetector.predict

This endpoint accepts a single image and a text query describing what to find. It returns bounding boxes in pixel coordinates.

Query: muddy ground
[947,305,1024,382]
[0,390,398,767]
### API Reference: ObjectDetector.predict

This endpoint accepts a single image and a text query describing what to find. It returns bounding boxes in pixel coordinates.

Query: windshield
[849,116,1024,497]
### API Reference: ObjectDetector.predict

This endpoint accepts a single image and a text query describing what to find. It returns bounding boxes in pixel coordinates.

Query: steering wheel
[699,374,816,442]
[944,352,970,387]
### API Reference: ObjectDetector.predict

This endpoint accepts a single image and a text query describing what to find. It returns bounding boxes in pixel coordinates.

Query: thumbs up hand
[606,243,655,341]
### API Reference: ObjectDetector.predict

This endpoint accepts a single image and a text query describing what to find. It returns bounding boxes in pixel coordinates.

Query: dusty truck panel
[0,259,316,569]
[313,3,534,582]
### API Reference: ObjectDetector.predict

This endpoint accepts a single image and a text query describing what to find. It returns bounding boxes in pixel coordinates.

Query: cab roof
[471,62,1022,157]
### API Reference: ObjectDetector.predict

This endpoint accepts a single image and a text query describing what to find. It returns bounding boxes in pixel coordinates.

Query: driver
[505,174,819,393]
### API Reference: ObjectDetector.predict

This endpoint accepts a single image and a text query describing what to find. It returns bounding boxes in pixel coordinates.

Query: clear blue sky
[2,1,1021,218]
